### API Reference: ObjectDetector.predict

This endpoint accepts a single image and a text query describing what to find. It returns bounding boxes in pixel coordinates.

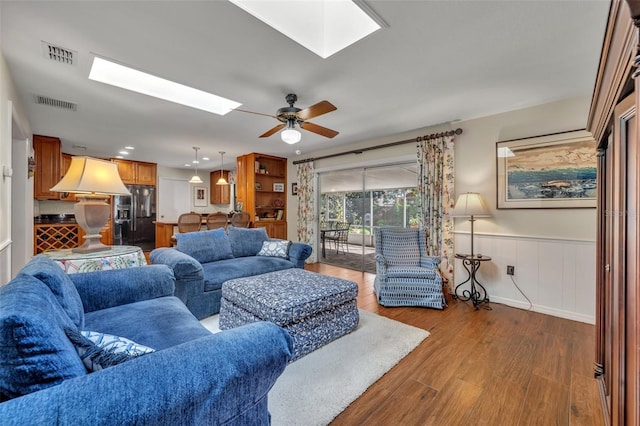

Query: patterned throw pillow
[257,240,291,259]
[65,329,155,372]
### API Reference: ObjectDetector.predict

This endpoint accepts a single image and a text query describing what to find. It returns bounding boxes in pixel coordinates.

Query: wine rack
[34,224,80,254]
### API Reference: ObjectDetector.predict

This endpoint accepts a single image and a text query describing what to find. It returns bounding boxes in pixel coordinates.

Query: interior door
[157,177,190,223]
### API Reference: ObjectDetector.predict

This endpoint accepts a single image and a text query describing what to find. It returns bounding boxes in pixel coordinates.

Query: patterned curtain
[417,134,455,289]
[296,162,317,263]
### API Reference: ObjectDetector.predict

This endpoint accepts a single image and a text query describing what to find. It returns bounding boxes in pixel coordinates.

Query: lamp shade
[451,192,490,218]
[50,156,130,195]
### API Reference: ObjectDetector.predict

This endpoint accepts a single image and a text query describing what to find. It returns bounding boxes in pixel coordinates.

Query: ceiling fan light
[282,128,301,144]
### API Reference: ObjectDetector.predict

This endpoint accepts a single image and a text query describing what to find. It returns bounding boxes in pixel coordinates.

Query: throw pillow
[65,328,155,372]
[0,275,87,399]
[19,255,85,328]
[227,227,269,258]
[176,229,234,264]
[257,240,291,259]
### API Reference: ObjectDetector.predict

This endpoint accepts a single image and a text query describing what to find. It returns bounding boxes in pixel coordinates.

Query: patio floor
[319,242,376,274]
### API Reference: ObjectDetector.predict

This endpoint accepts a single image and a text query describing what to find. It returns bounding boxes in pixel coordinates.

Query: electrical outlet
[506,265,515,275]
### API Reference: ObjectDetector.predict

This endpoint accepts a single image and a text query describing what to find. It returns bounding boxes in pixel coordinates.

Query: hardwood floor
[304,263,604,426]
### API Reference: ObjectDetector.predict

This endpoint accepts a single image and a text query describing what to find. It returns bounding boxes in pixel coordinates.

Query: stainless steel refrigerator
[113,185,156,251]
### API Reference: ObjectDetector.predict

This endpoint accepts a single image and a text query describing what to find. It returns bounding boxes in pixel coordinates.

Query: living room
[0,1,631,425]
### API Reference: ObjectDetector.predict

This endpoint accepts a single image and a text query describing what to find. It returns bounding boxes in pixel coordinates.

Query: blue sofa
[0,256,293,425]
[150,226,313,319]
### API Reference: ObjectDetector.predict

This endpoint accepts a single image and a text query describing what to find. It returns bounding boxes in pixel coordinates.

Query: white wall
[288,95,596,323]
[1,48,33,283]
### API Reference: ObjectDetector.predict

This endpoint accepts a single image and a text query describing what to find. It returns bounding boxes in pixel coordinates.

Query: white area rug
[201,310,429,426]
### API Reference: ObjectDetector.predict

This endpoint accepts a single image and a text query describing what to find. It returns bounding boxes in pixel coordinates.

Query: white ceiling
[0,1,610,172]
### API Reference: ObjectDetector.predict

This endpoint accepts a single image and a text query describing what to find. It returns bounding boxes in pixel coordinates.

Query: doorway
[318,162,418,273]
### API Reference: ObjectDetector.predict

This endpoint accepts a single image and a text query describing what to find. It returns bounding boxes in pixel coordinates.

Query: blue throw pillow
[65,328,155,372]
[0,275,87,399]
[257,240,291,259]
[176,229,234,264]
[228,227,269,258]
[20,255,85,328]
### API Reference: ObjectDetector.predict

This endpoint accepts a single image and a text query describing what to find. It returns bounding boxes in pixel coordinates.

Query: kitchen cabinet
[33,135,61,200]
[210,170,230,204]
[236,153,287,239]
[111,159,157,185]
[59,153,76,201]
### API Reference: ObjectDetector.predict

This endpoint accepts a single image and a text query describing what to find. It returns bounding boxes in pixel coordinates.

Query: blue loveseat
[150,226,313,319]
[0,256,293,425]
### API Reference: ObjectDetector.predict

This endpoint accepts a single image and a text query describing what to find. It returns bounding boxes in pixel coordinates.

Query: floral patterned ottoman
[219,268,359,361]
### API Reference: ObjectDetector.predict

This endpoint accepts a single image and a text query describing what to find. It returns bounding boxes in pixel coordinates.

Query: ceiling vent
[41,41,76,65]
[35,95,77,111]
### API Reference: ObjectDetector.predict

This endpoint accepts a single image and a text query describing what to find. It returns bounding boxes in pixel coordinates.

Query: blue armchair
[373,227,446,309]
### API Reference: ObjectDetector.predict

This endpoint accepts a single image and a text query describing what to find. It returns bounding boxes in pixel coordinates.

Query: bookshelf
[236,153,287,239]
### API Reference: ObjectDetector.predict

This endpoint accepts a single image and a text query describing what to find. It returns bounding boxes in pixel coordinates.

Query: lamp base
[72,235,110,253]
[73,195,112,253]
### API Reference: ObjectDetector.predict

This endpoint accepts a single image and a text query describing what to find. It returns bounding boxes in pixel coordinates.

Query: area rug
[200,310,429,426]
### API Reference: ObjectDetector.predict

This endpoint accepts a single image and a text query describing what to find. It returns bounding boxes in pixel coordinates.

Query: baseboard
[490,296,595,324]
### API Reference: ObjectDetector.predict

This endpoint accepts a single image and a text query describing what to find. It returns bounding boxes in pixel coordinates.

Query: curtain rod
[292,128,463,165]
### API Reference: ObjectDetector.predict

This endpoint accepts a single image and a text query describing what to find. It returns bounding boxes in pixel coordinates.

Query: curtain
[296,162,317,263]
[417,134,455,288]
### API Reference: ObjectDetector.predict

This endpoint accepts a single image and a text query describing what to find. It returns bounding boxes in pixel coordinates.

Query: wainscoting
[453,232,595,324]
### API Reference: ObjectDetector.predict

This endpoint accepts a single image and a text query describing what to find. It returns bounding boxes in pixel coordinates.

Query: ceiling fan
[236,93,339,144]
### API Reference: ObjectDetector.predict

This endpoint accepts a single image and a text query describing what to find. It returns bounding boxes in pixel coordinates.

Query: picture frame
[194,186,208,207]
[496,129,597,209]
[292,182,298,196]
[255,182,262,190]
[273,183,285,192]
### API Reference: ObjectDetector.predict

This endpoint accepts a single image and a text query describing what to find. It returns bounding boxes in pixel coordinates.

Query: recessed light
[202,157,210,161]
[185,164,191,167]
[124,146,135,150]
[119,151,129,155]
[192,160,199,164]
[115,155,124,159]
[89,57,242,115]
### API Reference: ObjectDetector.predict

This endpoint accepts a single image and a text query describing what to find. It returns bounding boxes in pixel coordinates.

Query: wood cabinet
[59,153,76,202]
[587,2,640,424]
[33,135,61,200]
[236,153,287,239]
[210,170,230,204]
[111,159,157,185]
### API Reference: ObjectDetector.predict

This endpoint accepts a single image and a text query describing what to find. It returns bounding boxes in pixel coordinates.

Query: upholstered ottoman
[219,268,359,361]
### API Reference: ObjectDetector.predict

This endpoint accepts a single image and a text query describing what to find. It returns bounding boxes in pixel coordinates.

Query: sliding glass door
[318,162,417,272]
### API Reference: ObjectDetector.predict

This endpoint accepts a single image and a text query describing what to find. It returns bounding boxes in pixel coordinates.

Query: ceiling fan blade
[259,124,286,138]
[300,121,339,138]
[297,101,337,120]
[234,108,278,119]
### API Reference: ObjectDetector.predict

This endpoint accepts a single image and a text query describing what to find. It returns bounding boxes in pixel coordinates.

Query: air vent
[35,95,77,111]
[41,41,76,65]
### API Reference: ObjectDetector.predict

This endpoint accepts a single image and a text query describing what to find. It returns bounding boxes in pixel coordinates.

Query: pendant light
[189,147,203,184]
[216,151,229,185]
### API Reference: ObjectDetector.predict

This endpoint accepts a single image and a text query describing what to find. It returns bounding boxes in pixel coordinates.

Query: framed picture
[194,186,208,207]
[496,129,597,209]
[273,183,285,192]
[292,182,298,196]
[255,182,262,190]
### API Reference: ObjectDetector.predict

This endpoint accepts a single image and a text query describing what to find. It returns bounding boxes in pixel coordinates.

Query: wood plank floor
[304,263,604,426]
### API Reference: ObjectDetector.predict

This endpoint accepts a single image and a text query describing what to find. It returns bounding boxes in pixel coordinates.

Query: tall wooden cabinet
[33,135,61,199]
[210,170,230,204]
[587,1,640,424]
[236,153,287,239]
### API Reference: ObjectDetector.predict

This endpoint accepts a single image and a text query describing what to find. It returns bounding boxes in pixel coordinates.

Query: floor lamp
[451,192,490,257]
[50,156,130,253]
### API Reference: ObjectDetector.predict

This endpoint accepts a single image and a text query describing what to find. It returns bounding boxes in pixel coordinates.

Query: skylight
[229,0,383,59]
[88,57,242,115]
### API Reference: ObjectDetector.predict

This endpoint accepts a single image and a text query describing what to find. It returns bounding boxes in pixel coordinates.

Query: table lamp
[50,156,130,253]
[451,192,490,257]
